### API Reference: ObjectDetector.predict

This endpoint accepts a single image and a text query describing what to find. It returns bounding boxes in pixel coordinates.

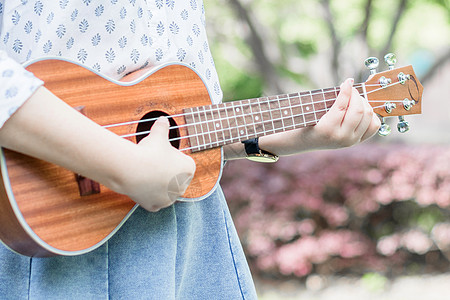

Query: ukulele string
[124,96,401,154]
[127,96,398,142]
[111,81,403,150]
[102,82,395,130]
[176,102,397,153]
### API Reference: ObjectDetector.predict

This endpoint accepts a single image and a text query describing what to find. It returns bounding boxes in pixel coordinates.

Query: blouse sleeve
[0,50,43,128]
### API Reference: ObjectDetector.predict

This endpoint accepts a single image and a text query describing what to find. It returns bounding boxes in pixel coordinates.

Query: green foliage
[206,0,450,95]
[213,55,264,102]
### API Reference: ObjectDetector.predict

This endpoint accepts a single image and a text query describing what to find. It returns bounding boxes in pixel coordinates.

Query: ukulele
[0,55,422,257]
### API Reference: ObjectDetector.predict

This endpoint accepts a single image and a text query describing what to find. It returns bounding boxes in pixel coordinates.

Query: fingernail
[158,116,169,124]
[348,78,354,86]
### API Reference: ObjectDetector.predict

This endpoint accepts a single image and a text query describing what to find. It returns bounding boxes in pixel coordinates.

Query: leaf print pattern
[130,49,139,64]
[56,24,66,38]
[118,36,127,49]
[169,22,179,35]
[192,24,200,37]
[43,40,52,53]
[34,30,41,43]
[77,49,88,63]
[71,9,78,21]
[156,21,164,36]
[24,21,33,34]
[105,19,115,34]
[181,10,188,20]
[66,37,74,49]
[117,65,126,74]
[34,1,43,16]
[92,33,101,46]
[95,5,105,17]
[166,0,175,10]
[59,0,69,9]
[155,48,163,61]
[130,20,136,34]
[12,39,23,53]
[12,11,21,25]
[190,0,197,10]
[120,7,127,19]
[105,48,116,63]
[155,0,163,9]
[0,0,223,132]
[79,19,89,33]
[177,48,186,61]
[47,12,54,24]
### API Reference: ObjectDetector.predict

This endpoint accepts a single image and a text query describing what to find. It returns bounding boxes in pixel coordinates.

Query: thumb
[141,116,170,146]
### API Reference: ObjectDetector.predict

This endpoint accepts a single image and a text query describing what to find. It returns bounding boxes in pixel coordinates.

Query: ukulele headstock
[364,53,423,136]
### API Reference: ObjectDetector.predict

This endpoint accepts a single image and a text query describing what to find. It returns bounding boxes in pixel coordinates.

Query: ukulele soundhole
[135,111,180,149]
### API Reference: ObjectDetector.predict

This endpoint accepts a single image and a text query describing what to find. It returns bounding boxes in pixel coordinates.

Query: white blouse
[0,0,222,127]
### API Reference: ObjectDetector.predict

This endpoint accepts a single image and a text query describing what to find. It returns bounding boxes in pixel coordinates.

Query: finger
[167,172,195,201]
[341,87,366,133]
[353,97,374,137]
[360,113,382,142]
[140,116,170,146]
[322,78,353,126]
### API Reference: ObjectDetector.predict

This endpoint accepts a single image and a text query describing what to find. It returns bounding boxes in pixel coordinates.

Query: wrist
[242,138,279,163]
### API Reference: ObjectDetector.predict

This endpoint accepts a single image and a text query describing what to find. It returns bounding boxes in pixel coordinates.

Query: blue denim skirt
[0,187,257,299]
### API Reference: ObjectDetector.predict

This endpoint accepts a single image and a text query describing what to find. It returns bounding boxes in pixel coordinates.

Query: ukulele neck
[183,85,366,152]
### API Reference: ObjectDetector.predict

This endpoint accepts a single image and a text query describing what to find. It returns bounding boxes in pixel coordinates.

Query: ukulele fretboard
[183,86,365,152]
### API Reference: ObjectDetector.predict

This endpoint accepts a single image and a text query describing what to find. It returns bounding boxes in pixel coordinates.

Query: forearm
[0,86,196,211]
[224,79,381,161]
[223,129,316,161]
[0,86,135,193]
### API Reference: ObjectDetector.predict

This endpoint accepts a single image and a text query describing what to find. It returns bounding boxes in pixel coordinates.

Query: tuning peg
[397,116,410,133]
[365,57,379,75]
[384,53,397,70]
[378,117,391,136]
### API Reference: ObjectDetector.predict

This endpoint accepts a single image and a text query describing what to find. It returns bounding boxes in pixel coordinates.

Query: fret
[300,91,315,125]
[226,102,239,143]
[183,108,198,151]
[198,106,212,150]
[278,94,293,131]
[250,98,265,135]
[268,95,283,133]
[210,104,223,147]
[233,101,247,139]
[185,83,352,152]
[191,107,206,151]
[310,89,323,124]
[219,103,232,145]
[355,86,365,98]
[288,92,305,129]
[287,94,296,129]
[322,87,336,113]
[334,86,339,105]
[241,100,255,139]
[258,97,274,134]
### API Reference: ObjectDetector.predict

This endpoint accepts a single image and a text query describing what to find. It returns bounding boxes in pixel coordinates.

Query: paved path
[256,273,450,300]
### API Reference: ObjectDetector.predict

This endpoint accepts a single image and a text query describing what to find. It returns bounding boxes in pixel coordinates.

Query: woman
[0,1,379,299]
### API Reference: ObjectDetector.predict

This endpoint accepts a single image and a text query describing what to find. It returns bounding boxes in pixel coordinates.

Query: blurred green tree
[205,0,450,101]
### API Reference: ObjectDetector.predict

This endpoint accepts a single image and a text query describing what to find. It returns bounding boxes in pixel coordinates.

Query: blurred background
[204,0,450,299]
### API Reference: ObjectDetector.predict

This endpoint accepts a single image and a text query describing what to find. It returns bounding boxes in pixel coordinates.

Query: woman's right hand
[0,87,195,213]
[118,117,196,212]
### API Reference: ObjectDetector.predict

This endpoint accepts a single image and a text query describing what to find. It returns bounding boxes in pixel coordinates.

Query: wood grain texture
[365,65,423,117]
[0,59,222,257]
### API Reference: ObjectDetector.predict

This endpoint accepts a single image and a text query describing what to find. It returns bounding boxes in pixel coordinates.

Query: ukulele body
[0,58,223,257]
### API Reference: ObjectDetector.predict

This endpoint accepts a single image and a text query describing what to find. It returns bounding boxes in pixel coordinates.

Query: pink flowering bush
[221,144,450,278]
